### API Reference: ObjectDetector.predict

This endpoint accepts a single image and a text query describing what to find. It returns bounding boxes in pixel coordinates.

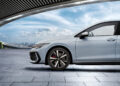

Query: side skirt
[74,62,120,65]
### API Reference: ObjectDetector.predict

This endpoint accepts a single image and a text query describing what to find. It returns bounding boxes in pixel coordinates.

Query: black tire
[47,47,71,70]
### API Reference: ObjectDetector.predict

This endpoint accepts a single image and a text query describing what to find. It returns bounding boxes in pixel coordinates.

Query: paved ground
[0,49,120,86]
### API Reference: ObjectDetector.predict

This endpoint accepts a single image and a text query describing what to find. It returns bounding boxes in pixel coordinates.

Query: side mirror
[80,32,89,39]
[89,32,94,37]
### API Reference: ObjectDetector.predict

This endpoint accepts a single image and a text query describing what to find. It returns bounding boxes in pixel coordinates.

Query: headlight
[32,43,49,48]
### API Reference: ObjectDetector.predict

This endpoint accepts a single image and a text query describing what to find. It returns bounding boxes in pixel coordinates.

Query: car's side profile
[30,21,120,70]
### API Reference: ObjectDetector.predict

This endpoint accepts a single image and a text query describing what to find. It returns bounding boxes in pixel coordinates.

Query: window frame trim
[75,21,119,37]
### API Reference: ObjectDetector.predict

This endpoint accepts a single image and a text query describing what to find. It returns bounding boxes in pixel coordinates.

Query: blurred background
[0,1,120,49]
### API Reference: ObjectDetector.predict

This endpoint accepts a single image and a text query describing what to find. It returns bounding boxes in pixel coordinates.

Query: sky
[0,1,120,44]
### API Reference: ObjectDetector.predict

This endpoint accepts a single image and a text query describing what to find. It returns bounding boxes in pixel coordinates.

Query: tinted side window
[91,25,115,36]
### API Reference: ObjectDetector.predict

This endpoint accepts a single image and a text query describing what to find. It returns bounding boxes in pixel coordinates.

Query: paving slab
[0,76,34,83]
[49,82,85,86]
[11,82,48,86]
[96,77,120,82]
[85,82,120,86]
[0,49,120,86]
[0,83,12,86]
[65,77,98,82]
[33,77,65,82]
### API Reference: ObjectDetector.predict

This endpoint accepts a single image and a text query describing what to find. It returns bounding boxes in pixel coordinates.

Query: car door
[116,36,120,62]
[76,22,118,63]
[115,22,120,62]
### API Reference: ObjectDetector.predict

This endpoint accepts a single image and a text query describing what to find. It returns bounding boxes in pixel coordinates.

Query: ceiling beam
[0,0,119,26]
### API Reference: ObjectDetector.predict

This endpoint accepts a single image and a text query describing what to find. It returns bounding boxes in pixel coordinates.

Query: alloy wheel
[47,47,70,70]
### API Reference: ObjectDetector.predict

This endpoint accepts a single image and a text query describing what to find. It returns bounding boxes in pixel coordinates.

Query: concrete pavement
[0,49,120,86]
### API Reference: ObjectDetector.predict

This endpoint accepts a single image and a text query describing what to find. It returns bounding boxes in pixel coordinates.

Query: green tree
[0,41,3,49]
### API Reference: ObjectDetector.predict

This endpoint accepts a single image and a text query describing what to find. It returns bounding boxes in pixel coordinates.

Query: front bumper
[29,46,48,64]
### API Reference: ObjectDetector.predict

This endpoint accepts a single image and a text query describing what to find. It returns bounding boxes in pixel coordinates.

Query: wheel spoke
[57,61,60,68]
[60,54,67,59]
[53,51,57,56]
[50,57,57,60]
[50,57,57,63]
[56,50,59,57]
[60,60,66,66]
[55,61,59,68]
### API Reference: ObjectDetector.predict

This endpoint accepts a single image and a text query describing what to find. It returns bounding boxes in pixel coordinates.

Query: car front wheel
[47,47,71,70]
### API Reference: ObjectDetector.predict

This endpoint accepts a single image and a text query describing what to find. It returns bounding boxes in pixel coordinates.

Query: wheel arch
[45,45,73,65]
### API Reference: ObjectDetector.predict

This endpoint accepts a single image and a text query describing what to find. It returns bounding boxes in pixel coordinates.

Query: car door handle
[107,38,116,42]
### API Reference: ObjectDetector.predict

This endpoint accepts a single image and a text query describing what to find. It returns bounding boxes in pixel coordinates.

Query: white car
[30,21,120,70]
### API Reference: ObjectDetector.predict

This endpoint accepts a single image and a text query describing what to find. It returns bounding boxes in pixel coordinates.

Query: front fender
[46,42,76,62]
